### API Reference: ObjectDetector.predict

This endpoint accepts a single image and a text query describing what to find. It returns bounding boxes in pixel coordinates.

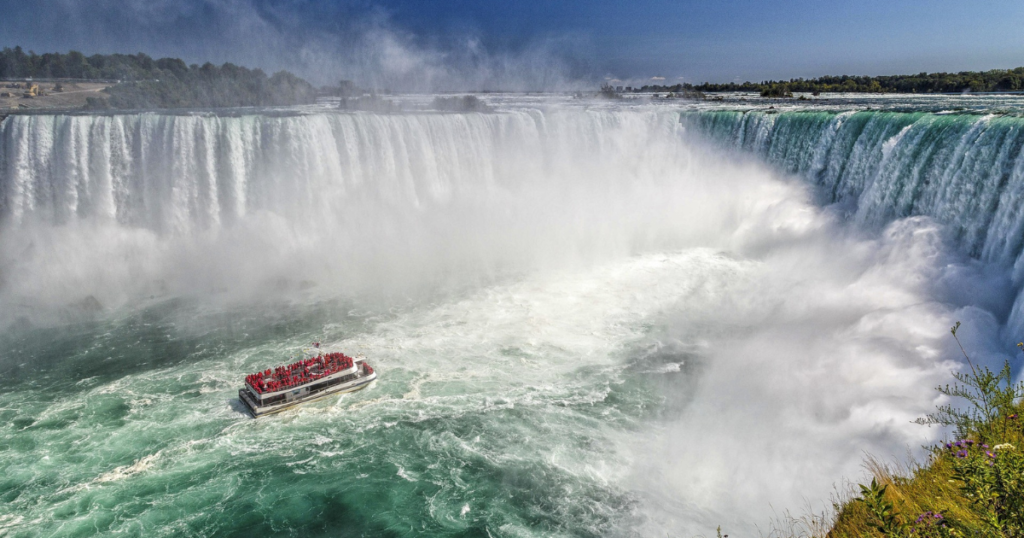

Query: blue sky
[2,0,1023,89]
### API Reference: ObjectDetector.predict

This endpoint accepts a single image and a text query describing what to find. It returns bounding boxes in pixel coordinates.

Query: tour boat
[238,347,377,417]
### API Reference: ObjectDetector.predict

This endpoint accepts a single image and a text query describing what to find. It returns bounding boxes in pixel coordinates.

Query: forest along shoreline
[7,47,1024,114]
[0,48,318,112]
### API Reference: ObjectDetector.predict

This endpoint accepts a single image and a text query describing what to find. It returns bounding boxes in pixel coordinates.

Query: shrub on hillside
[829,323,1024,538]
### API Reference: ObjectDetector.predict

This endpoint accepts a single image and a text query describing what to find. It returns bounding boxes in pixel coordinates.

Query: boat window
[262,394,286,405]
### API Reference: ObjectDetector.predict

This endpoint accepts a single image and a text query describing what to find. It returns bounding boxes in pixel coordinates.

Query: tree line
[632,67,1024,96]
[0,47,317,108]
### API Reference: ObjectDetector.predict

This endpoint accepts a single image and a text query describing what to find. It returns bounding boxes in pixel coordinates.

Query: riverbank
[0,81,111,112]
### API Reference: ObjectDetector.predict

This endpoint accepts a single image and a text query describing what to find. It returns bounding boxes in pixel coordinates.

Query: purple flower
[946,442,953,449]
[983,444,990,449]
[1011,414,1019,420]
[987,451,996,458]
[935,513,943,519]
[966,439,975,446]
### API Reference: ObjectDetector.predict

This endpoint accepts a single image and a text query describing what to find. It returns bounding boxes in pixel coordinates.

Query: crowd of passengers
[246,352,355,394]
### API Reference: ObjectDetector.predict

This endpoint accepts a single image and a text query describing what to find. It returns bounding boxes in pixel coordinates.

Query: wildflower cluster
[944,438,978,459]
[908,511,953,538]
[930,328,1024,536]
[945,435,1024,535]
[938,394,1024,534]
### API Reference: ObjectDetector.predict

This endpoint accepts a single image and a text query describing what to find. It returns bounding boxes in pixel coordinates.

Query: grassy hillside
[827,323,1024,538]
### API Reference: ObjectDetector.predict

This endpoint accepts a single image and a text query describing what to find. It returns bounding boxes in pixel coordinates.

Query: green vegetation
[828,323,1024,538]
[759,84,793,98]
[632,67,1024,96]
[0,47,316,109]
[431,95,490,112]
[596,82,622,99]
[856,478,907,538]
[99,67,315,109]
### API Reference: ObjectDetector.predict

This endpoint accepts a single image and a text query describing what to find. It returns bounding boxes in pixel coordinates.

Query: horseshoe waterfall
[0,98,1021,537]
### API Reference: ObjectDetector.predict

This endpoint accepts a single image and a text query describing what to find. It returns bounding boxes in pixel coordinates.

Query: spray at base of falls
[682,109,1024,337]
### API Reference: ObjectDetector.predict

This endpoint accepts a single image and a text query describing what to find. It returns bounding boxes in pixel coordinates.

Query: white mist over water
[0,102,1014,535]
[0,109,765,320]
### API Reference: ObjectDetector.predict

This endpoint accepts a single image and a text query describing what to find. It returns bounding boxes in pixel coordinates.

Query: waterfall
[2,109,735,318]
[1,106,1017,537]
[682,110,1024,266]
[682,109,1024,334]
[1,110,705,231]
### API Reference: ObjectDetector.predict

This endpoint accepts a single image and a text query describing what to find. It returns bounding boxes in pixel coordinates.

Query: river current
[1,94,1022,537]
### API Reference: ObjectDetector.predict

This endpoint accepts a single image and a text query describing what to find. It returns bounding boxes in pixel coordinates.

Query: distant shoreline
[0,48,317,111]
[0,80,114,112]
[6,88,1024,120]
[617,66,1024,97]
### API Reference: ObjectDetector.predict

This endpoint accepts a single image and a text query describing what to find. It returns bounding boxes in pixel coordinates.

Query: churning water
[0,95,1021,536]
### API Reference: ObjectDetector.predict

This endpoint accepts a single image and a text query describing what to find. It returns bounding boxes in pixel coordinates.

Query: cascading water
[682,108,1024,335]
[0,100,1014,536]
[2,109,738,318]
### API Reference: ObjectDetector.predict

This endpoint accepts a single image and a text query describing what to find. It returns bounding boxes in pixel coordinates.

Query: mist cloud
[3,0,594,90]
